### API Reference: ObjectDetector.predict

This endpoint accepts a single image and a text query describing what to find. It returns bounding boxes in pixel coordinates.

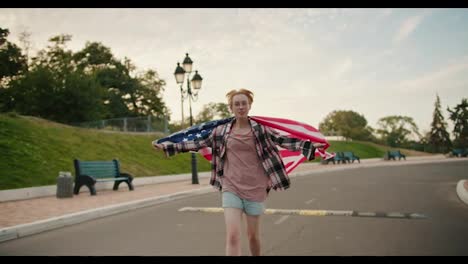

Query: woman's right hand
[152,142,164,150]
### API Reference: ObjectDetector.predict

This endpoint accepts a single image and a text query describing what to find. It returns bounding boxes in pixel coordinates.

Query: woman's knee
[227,230,241,245]
[247,230,260,243]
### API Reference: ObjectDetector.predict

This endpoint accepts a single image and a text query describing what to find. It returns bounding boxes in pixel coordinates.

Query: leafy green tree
[426,95,451,153]
[447,98,468,148]
[318,110,374,140]
[0,27,27,83]
[196,102,231,124]
[33,34,74,74]
[168,102,230,132]
[5,34,106,123]
[0,28,8,45]
[7,64,104,123]
[73,41,115,68]
[3,33,168,123]
[376,115,420,147]
[0,27,28,111]
[18,30,32,65]
[132,69,168,117]
[74,42,168,119]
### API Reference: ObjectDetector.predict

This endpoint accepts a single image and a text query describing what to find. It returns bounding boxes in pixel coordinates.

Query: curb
[0,186,213,243]
[0,172,211,202]
[456,180,468,206]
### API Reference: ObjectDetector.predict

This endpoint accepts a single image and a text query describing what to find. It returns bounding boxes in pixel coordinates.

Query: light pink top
[222,127,269,202]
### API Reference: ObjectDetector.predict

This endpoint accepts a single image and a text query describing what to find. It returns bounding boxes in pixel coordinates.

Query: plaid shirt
[160,117,316,192]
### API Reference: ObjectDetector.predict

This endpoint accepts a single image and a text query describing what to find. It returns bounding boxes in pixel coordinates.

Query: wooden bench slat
[79,164,117,168]
[96,177,129,182]
[80,171,119,177]
[80,164,115,167]
[80,166,117,170]
[80,168,118,174]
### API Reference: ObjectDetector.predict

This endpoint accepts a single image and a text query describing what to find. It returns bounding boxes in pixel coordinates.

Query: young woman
[153,88,324,256]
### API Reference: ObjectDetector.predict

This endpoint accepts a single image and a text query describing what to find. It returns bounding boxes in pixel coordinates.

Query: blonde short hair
[226,89,254,108]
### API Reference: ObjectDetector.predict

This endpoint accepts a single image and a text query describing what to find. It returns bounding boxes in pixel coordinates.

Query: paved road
[1,160,467,256]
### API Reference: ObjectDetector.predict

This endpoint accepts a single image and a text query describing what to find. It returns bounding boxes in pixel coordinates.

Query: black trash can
[56,171,74,198]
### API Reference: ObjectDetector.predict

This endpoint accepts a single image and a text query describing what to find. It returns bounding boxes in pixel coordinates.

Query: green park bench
[337,152,351,164]
[451,148,467,157]
[387,150,406,161]
[330,152,349,164]
[73,159,134,195]
[343,151,360,163]
[321,156,336,165]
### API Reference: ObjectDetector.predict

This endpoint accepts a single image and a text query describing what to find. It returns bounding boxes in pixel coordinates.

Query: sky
[1,8,467,136]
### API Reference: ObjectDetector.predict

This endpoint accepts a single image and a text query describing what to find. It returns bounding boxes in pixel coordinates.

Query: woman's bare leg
[224,207,243,256]
[245,214,261,256]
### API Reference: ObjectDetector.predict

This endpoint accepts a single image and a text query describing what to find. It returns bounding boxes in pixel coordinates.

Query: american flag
[155,116,335,174]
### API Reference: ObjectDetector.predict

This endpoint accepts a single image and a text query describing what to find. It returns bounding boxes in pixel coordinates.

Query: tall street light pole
[174,53,203,184]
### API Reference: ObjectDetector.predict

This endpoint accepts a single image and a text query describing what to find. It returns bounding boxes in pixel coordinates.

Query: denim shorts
[222,191,265,216]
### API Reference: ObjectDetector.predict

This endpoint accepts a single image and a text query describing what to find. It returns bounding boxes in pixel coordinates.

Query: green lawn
[0,113,211,190]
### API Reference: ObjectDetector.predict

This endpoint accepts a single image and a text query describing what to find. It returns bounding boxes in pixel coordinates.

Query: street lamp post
[174,53,203,184]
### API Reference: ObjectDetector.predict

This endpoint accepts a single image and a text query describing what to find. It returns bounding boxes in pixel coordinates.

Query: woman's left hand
[313,143,326,148]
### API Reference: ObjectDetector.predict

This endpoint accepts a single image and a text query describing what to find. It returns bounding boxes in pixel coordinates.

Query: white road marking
[274,215,290,225]
[305,199,316,204]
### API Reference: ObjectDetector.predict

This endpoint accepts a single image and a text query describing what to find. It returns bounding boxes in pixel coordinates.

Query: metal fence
[73,116,169,133]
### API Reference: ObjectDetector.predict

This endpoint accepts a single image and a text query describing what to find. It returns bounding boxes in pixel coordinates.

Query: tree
[0,28,8,45]
[376,115,420,147]
[74,42,168,119]
[7,63,105,123]
[447,98,468,148]
[196,102,231,124]
[426,95,452,153]
[132,69,168,117]
[18,29,32,65]
[3,33,169,123]
[0,27,27,82]
[73,41,115,68]
[0,27,28,111]
[33,34,74,75]
[318,110,374,140]
[5,34,106,123]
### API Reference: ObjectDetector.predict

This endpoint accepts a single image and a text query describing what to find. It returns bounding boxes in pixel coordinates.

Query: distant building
[325,136,349,141]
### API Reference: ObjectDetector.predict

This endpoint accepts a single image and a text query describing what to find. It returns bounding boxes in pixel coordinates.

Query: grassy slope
[0,113,211,190]
[0,113,431,190]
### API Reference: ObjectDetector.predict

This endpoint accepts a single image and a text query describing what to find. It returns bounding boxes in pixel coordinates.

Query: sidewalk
[1,155,466,243]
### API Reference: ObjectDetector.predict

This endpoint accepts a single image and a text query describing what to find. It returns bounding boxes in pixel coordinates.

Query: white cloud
[332,58,353,78]
[397,56,468,92]
[393,9,435,44]
[394,15,424,44]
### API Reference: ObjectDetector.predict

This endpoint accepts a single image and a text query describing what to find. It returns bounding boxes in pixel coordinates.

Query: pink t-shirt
[222,127,269,202]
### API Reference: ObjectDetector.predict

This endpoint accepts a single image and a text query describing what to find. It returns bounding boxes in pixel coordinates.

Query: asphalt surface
[1,160,467,256]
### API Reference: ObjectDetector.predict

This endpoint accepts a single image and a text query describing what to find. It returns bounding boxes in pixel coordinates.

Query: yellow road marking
[178,207,427,219]
[298,210,327,216]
